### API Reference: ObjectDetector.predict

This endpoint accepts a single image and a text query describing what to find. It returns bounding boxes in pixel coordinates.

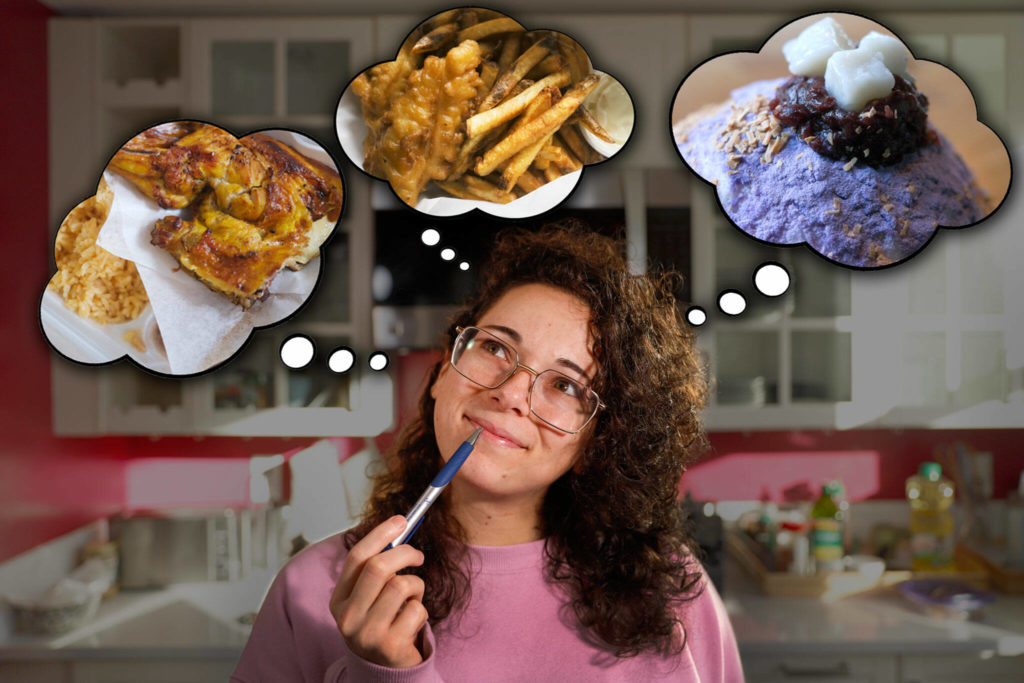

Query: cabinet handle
[778,660,850,677]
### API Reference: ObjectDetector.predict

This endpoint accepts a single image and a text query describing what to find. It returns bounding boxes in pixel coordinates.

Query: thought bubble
[281,335,316,370]
[718,291,747,316]
[328,347,356,374]
[672,12,1011,270]
[39,121,344,376]
[753,262,791,297]
[685,262,792,327]
[686,306,708,327]
[276,345,392,375]
[336,7,635,219]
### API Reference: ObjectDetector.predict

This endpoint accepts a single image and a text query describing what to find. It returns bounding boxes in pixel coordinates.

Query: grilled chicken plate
[108,123,343,308]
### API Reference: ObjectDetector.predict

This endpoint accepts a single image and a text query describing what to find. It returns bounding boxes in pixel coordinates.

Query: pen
[386,427,482,549]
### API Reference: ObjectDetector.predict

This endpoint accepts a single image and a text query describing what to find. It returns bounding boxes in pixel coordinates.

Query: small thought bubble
[369,352,390,371]
[281,335,315,369]
[459,261,470,271]
[718,291,747,316]
[753,262,790,297]
[328,347,355,373]
[686,263,795,327]
[440,248,456,262]
[421,229,440,246]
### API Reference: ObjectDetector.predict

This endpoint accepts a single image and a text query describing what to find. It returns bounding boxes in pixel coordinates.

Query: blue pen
[386,427,482,549]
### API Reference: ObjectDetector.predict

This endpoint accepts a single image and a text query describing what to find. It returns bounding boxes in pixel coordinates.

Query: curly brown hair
[346,222,710,657]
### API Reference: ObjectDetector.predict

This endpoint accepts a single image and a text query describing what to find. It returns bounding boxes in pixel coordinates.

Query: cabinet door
[187,18,373,152]
[901,653,1024,683]
[743,654,899,682]
[72,659,237,683]
[0,662,72,683]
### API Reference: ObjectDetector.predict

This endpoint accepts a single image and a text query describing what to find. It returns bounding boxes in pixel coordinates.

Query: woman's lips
[467,417,526,449]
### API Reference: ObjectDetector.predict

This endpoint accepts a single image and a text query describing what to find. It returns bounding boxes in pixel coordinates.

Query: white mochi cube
[825,49,895,111]
[858,31,909,76]
[783,17,855,76]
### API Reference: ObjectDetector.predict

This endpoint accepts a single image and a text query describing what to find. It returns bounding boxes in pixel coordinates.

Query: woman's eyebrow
[481,324,521,343]
[555,358,592,383]
[481,324,592,383]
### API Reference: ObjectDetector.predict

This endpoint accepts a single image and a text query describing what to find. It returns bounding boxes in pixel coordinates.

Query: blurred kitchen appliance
[112,507,283,588]
[371,169,690,350]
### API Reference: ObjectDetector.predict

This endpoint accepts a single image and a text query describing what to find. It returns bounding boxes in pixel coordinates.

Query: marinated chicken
[108,124,343,308]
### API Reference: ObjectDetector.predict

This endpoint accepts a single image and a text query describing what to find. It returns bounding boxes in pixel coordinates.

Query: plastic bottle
[810,482,845,572]
[906,462,956,571]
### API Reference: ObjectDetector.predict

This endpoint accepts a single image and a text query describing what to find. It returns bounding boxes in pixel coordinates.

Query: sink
[63,599,249,649]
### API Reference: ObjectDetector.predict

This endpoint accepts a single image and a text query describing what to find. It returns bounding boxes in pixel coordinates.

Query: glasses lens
[532,370,598,433]
[452,328,516,388]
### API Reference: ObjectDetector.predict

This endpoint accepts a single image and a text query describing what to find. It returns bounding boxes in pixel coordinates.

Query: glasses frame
[449,326,605,434]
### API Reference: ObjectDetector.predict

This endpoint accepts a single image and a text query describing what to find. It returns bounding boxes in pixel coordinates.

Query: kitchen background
[2,0,1024,681]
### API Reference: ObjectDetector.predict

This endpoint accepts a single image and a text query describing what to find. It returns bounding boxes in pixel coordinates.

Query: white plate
[41,289,170,373]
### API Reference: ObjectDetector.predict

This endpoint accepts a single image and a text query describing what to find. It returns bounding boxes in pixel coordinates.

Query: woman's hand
[330,516,430,668]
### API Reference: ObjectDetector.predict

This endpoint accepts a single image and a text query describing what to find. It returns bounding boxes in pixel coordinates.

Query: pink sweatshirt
[232,533,743,682]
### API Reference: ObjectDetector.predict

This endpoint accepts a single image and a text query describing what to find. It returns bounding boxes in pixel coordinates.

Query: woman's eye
[481,339,508,359]
[551,376,583,398]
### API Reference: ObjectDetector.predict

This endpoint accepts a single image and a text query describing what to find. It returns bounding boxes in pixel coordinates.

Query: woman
[232,225,742,682]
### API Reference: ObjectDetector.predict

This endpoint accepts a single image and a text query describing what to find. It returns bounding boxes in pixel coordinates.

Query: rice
[48,179,148,323]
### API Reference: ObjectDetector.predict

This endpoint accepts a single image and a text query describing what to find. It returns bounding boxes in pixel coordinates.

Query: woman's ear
[430,360,450,400]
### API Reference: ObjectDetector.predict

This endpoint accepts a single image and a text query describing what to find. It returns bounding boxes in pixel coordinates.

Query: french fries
[465,70,570,139]
[475,73,599,176]
[352,9,613,207]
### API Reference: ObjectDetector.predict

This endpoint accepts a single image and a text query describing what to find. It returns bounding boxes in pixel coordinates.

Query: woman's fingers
[332,516,407,604]
[391,597,430,644]
[343,544,425,619]
[329,517,430,668]
[364,573,426,627]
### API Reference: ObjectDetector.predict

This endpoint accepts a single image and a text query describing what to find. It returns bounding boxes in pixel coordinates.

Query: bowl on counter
[898,578,995,620]
[5,592,102,635]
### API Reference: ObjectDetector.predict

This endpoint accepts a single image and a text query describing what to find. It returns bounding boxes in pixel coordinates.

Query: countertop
[0,571,272,660]
[722,560,1024,658]
[2,562,1023,661]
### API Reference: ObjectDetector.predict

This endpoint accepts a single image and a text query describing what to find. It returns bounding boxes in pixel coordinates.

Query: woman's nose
[489,365,534,414]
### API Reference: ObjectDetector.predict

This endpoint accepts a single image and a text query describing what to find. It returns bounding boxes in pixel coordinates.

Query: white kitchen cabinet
[742,653,899,682]
[687,13,1024,430]
[48,18,392,436]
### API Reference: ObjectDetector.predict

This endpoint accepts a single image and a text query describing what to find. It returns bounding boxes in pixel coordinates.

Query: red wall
[0,0,319,563]
[2,0,1022,565]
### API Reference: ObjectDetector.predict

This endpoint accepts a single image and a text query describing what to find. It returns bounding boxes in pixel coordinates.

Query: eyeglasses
[449,326,604,434]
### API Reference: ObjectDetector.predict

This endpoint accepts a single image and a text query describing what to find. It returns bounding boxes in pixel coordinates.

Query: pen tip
[467,427,483,445]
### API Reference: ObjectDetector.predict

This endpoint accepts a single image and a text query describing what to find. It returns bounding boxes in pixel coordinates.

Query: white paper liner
[91,129,336,375]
